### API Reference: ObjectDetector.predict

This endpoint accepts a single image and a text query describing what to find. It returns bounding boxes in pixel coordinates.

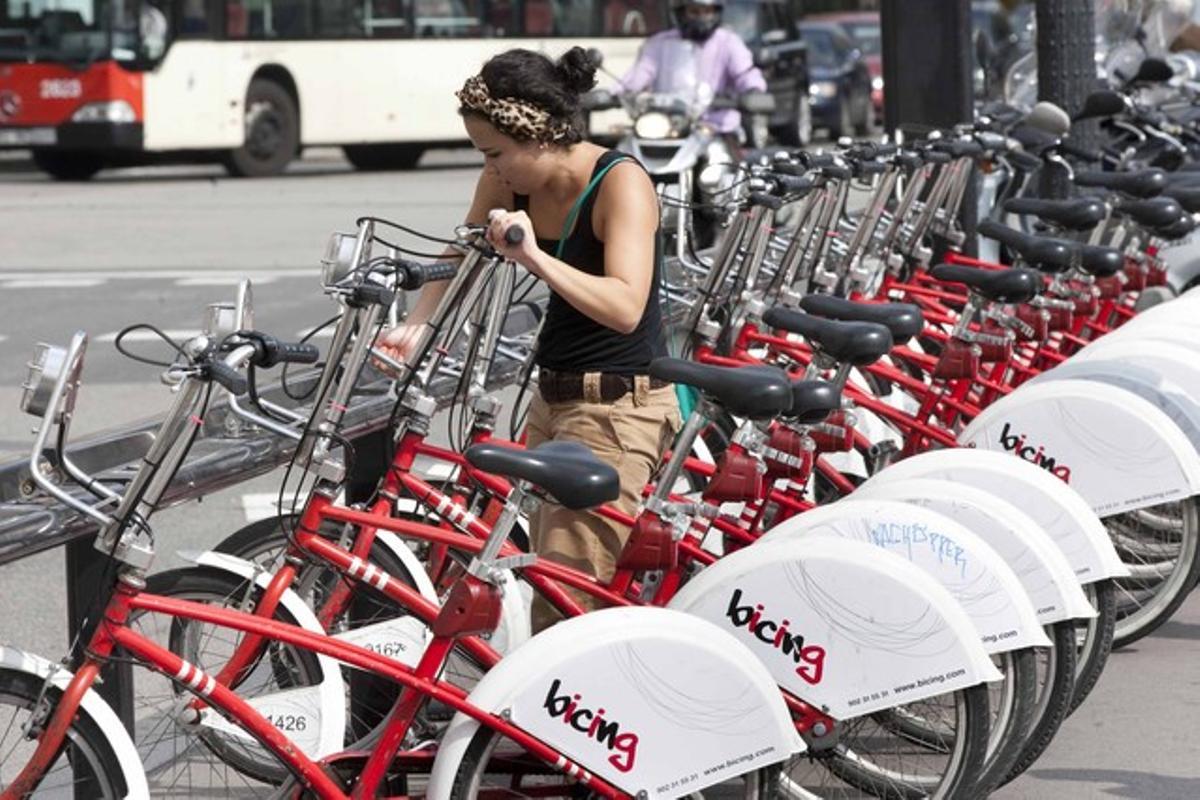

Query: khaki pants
[526,382,681,631]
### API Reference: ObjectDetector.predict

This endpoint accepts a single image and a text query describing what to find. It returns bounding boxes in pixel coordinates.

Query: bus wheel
[225,78,299,178]
[32,149,105,181]
[342,143,424,171]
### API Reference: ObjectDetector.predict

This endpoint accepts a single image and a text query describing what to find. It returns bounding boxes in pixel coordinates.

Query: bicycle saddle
[976,219,1073,272]
[762,308,894,366]
[928,265,1042,304]
[1154,214,1196,241]
[1002,197,1106,232]
[1074,169,1166,198]
[798,295,925,344]
[1075,243,1124,278]
[465,441,619,510]
[1160,183,1200,213]
[789,380,841,425]
[650,358,792,420]
[1114,197,1184,229]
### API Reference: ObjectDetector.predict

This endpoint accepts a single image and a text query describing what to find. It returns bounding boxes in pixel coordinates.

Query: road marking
[96,328,201,343]
[298,328,334,339]
[0,268,313,283]
[0,278,105,289]
[175,276,279,287]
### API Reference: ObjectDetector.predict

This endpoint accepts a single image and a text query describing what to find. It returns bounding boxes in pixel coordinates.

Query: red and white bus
[0,0,670,179]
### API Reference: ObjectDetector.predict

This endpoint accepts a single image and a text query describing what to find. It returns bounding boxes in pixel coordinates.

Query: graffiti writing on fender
[867,521,969,578]
[725,588,826,685]
[998,422,1072,483]
[543,679,639,772]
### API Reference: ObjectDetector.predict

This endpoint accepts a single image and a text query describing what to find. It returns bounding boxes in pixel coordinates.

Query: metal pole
[1037,0,1098,197]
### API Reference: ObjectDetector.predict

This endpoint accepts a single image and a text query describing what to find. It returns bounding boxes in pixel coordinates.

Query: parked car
[797,20,873,139]
[807,11,882,123]
[723,0,812,146]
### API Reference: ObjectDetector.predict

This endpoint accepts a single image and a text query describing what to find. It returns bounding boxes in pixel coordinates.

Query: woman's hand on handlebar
[486,208,540,269]
[373,323,422,375]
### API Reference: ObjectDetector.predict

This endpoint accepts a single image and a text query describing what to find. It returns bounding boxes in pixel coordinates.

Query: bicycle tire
[0,667,130,799]
[128,566,326,796]
[999,621,1076,786]
[448,724,782,799]
[808,683,990,800]
[1069,579,1116,714]
[1110,498,1200,649]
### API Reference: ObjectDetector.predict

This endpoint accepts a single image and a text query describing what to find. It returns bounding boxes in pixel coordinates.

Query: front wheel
[224,78,299,177]
[32,149,105,180]
[0,666,132,798]
[449,725,782,798]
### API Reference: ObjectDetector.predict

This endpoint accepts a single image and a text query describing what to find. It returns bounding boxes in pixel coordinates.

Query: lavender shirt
[619,28,768,134]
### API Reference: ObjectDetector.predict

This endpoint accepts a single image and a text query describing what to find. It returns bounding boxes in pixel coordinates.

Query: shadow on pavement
[1147,619,1200,641]
[1028,769,1200,799]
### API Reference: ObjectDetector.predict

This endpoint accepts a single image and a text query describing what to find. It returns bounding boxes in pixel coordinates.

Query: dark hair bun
[556,47,598,95]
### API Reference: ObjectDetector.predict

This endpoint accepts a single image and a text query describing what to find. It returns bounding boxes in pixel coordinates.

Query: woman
[377,47,680,630]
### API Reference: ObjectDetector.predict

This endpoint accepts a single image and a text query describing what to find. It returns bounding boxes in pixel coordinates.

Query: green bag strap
[555,155,630,259]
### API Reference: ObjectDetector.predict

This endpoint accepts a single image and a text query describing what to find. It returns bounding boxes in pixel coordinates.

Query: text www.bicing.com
[893,668,968,695]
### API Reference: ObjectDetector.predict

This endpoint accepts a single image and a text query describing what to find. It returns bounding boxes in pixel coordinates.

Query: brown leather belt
[538,368,670,404]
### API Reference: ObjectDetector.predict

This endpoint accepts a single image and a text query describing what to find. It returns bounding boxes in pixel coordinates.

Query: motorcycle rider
[618,0,768,146]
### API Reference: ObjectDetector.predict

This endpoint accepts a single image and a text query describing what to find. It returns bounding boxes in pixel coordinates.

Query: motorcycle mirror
[1073,90,1127,121]
[1129,57,1174,84]
[740,91,776,116]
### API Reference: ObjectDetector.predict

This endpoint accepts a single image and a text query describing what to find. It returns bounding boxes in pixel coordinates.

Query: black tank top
[514,150,667,375]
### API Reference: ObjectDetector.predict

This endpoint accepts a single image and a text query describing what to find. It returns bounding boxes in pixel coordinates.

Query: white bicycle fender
[178,550,346,757]
[1029,355,1200,452]
[853,478,1095,623]
[960,379,1200,517]
[0,645,150,799]
[668,537,1000,719]
[427,607,801,800]
[762,500,1049,652]
[864,448,1128,582]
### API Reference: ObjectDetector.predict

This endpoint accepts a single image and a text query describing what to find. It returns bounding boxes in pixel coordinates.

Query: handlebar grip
[800,152,839,169]
[267,341,320,366]
[395,261,457,291]
[505,225,525,245]
[923,150,954,164]
[208,360,248,396]
[771,160,808,177]
[769,173,813,193]
[854,160,888,176]
[1005,149,1043,172]
[352,281,397,308]
[749,192,785,210]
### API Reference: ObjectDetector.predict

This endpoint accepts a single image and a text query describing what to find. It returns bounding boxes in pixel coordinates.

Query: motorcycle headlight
[634,111,673,139]
[697,163,731,192]
[871,76,884,92]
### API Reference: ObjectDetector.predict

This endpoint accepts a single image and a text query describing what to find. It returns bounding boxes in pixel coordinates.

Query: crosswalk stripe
[0,268,313,283]
[175,276,279,287]
[1,278,104,289]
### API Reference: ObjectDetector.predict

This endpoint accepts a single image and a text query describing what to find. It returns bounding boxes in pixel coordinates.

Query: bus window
[224,0,314,38]
[174,0,211,35]
[413,0,484,37]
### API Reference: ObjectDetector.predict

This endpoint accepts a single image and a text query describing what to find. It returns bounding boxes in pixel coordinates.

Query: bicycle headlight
[21,343,66,418]
[321,232,362,286]
[634,111,673,139]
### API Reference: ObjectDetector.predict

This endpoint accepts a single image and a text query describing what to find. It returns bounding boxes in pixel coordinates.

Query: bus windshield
[0,0,164,65]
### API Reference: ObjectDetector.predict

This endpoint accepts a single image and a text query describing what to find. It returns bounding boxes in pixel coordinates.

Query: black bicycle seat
[649,358,792,420]
[1154,214,1197,241]
[762,308,894,366]
[1074,169,1166,198]
[798,295,925,344]
[790,380,841,425]
[465,441,619,510]
[1003,197,1106,232]
[928,265,1042,304]
[1115,197,1184,228]
[976,219,1073,272]
[1075,244,1124,278]
[1160,183,1200,213]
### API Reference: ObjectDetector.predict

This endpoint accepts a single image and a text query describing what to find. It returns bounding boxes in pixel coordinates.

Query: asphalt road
[1,151,1198,800]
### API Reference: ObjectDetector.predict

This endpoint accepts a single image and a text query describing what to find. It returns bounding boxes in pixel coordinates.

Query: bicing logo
[543,679,640,772]
[998,422,1073,482]
[726,588,826,685]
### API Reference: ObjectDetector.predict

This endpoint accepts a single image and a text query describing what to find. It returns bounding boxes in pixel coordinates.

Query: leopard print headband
[456,74,575,144]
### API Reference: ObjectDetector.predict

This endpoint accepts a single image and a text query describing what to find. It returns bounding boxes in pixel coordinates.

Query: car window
[801,26,837,67]
[842,21,880,56]
[722,0,758,43]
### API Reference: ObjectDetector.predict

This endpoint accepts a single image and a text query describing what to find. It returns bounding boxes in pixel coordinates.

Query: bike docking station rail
[0,349,528,734]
